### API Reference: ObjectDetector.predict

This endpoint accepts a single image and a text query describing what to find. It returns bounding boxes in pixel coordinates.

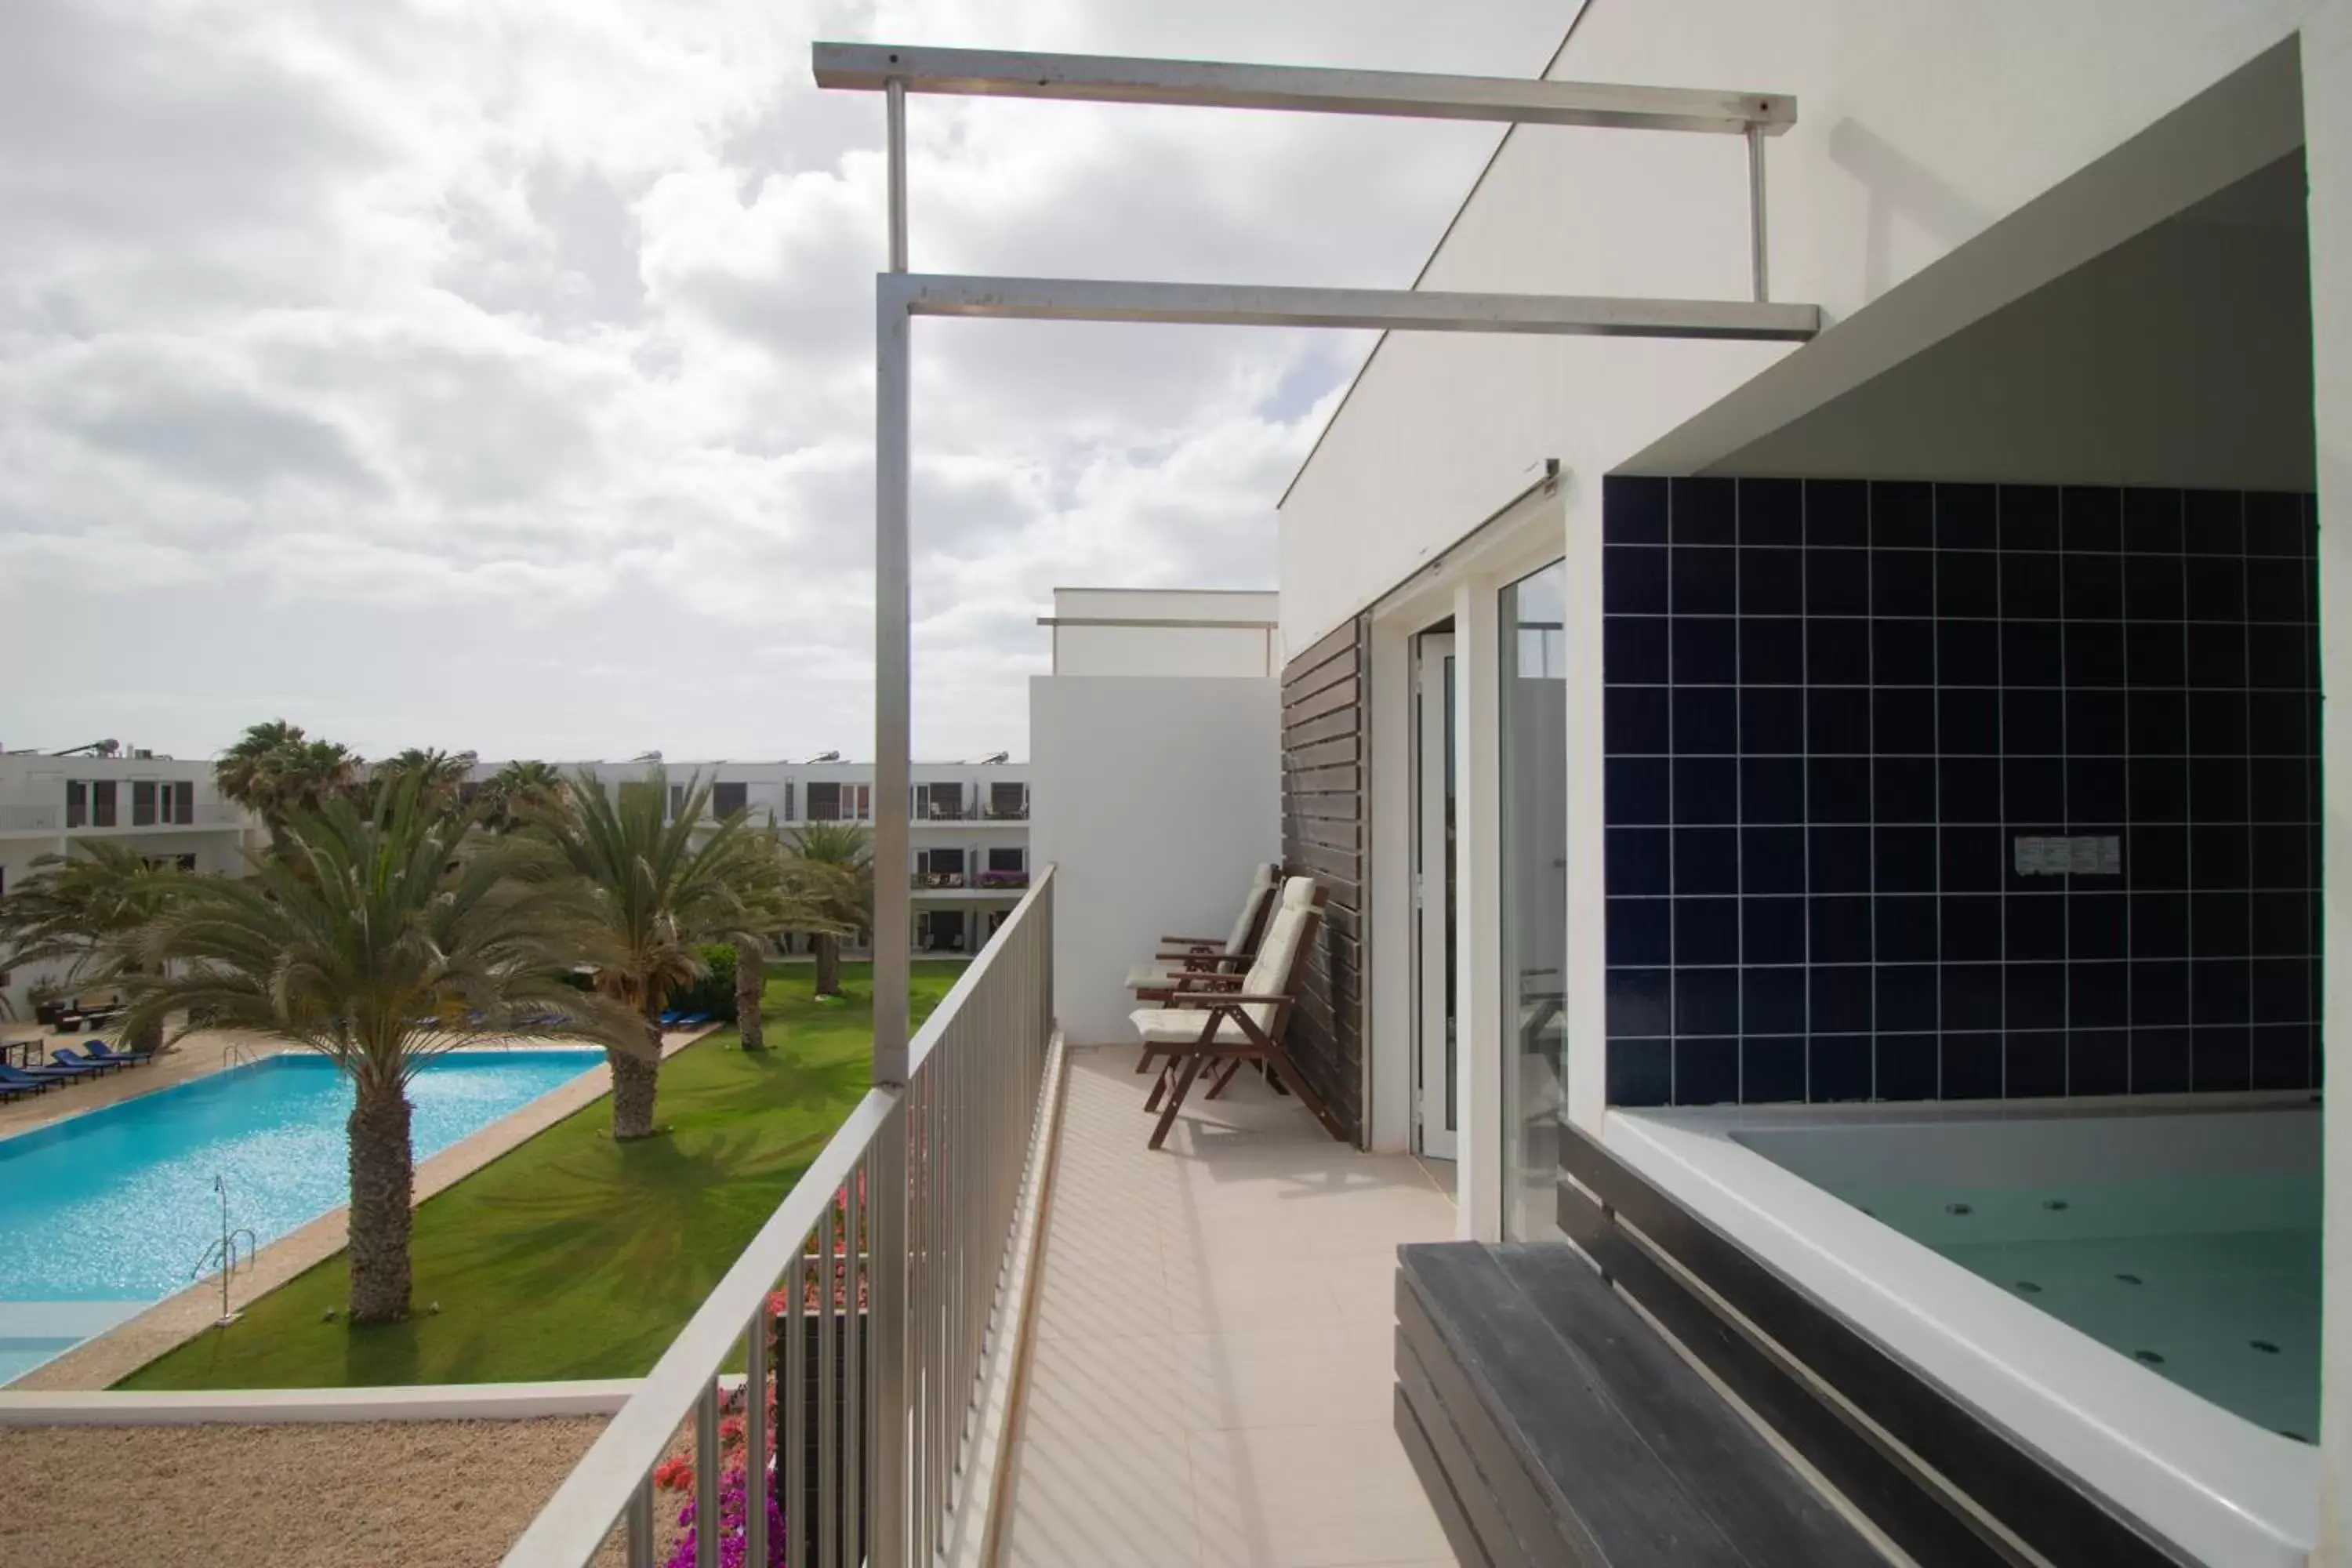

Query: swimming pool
[0,1049,601,1383]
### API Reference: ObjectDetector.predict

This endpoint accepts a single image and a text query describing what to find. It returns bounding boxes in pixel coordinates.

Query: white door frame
[1414,633,1458,1160]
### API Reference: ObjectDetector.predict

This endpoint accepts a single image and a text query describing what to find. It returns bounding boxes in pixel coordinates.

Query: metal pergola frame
[817,40,1814,1566]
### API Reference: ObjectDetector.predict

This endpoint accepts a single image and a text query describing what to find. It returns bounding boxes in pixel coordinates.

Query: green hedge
[666,942,739,1023]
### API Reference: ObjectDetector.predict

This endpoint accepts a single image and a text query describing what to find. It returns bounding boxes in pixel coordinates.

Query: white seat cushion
[1127,875,1318,1049]
[1129,1006,1264,1044]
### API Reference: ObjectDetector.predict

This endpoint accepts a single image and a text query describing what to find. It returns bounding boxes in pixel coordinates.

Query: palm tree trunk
[346,1078,415,1323]
[609,1032,662,1139]
[737,942,767,1050]
[815,933,842,997]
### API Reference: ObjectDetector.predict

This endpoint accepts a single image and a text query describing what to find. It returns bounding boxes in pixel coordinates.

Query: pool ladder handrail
[192,1174,260,1327]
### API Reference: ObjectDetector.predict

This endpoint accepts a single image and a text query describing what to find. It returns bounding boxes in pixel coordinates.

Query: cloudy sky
[0,0,1567,764]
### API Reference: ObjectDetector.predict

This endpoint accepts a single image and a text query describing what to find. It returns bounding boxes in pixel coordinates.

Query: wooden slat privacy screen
[1279,613,1370,1143]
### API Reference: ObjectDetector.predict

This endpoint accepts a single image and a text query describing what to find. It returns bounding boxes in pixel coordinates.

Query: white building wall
[1029,676,1281,1046]
[1047,588,1279,678]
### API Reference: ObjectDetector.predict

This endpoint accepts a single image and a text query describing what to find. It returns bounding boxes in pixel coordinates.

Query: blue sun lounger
[49,1047,125,1075]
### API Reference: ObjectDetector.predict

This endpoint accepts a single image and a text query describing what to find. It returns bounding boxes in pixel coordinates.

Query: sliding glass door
[1500,561,1567,1241]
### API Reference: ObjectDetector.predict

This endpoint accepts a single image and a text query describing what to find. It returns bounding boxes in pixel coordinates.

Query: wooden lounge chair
[1124,862,1281,1073]
[1126,876,1346,1150]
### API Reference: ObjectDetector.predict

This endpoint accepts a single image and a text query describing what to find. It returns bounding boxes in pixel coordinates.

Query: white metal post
[1746,125,1769,303]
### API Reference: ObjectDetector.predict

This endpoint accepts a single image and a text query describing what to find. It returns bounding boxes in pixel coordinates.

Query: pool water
[1826,1171,2321,1442]
[0,1049,599,1381]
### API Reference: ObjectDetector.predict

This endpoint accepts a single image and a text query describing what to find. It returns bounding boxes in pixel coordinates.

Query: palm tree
[478,759,569,833]
[0,841,191,1054]
[214,720,364,850]
[527,767,786,1138]
[114,778,632,1323]
[372,747,478,811]
[785,822,873,999]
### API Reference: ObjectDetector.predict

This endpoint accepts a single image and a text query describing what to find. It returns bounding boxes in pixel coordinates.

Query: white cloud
[0,0,1566,762]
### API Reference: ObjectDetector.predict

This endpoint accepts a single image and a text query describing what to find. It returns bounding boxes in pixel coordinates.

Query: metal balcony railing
[0,804,61,832]
[501,866,1056,1568]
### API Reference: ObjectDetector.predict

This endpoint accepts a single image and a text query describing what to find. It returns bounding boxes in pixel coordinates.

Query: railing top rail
[905,862,1052,1078]
[499,1086,896,1566]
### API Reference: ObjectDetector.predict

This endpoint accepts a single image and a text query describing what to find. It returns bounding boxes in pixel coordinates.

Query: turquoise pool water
[0,1049,598,1382]
[1821,1170,2321,1442]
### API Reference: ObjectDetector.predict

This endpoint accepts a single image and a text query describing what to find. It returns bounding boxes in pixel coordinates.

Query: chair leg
[1135,1047,1160,1075]
[1144,1058,1177,1112]
[1149,1056,1205,1151]
[1203,1056,1246,1099]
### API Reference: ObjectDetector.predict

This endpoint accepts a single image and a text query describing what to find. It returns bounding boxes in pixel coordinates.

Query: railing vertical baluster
[844,1150,863,1567]
[818,1196,839,1568]
[696,1380,720,1568]
[746,1296,770,1568]
[868,1100,906,1568]
[627,1476,653,1568]
[784,1249,806,1568]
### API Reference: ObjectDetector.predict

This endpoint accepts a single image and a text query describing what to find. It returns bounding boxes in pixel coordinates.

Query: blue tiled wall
[1602,476,2321,1105]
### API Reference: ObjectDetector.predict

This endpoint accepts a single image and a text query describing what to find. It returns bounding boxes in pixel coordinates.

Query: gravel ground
[0,1418,624,1567]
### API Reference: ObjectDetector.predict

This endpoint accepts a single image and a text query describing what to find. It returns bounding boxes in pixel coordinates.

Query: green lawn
[120,960,964,1389]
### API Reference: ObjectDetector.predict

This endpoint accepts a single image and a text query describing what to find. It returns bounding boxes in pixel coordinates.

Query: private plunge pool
[0,1048,602,1385]
[1603,1097,2322,1568]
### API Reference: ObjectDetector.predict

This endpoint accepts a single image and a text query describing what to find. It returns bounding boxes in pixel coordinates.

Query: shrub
[666,942,739,1023]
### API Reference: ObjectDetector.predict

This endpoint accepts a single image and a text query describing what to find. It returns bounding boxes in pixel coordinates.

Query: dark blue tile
[1874,691,1935,757]
[1604,616,1669,684]
[2190,750,2247,814]
[2183,489,2241,555]
[1605,684,1671,754]
[1739,548,1803,615]
[2005,1032,2067,1097]
[2185,557,2245,621]
[2069,961,2129,1028]
[1807,617,1871,685]
[2187,622,2247,688]
[1877,964,1938,1031]
[1740,688,1804,754]
[1808,1033,1871,1099]
[1742,967,1807,1033]
[1877,826,1938,893]
[1806,480,1867,546]
[1672,617,1737,685]
[1606,968,1672,1036]
[2132,891,2191,959]
[2191,836,2249,895]
[1743,827,1806,894]
[1939,689,2001,756]
[2250,1024,2312,1090]
[1607,897,1672,966]
[2064,622,2125,688]
[1675,827,1740,895]
[1808,757,1870,824]
[1876,1036,1938,1101]
[2190,891,2250,954]
[2130,1028,2192,1093]
[1807,689,1871,755]
[1872,549,1933,616]
[2252,891,2308,956]
[1809,826,1871,894]
[1936,484,1997,549]
[2068,892,2128,960]
[1675,897,1739,966]
[2124,556,2185,620]
[2062,486,2122,552]
[2249,693,2306,756]
[1806,549,1870,615]
[1937,619,1998,688]
[1606,827,1671,896]
[1940,895,2002,961]
[1675,967,1740,1036]
[2132,826,2189,891]
[2000,485,2060,551]
[1607,1038,1672,1105]
[2005,690,2064,755]
[1673,1037,1740,1105]
[1743,896,1806,964]
[2252,826,2310,890]
[1740,618,1805,685]
[1674,688,1737,754]
[1738,478,1803,546]
[1875,757,1936,822]
[1741,1036,1806,1102]
[2191,1026,2252,1091]
[1603,545,1670,614]
[1942,965,2004,1030]
[2005,757,2064,822]
[1940,758,2002,824]
[2002,620,2063,687]
[1941,1033,2003,1098]
[1873,619,1936,688]
[1673,757,1738,825]
[1871,481,1934,549]
[1937,550,1999,619]
[1603,475,1669,544]
[1606,757,1671,826]
[1672,546,1738,615]
[1740,757,1804,825]
[2190,958,2251,1024]
[2005,962,2067,1029]
[1809,967,1873,1034]
[2122,487,2183,554]
[2249,625,2307,690]
[2070,1030,2129,1096]
[1671,477,1736,544]
[2125,623,2186,687]
[2000,550,2063,619]
[2251,957,2310,1023]
[2129,759,2187,823]
[2069,757,2125,825]
[2131,960,2189,1026]
[1808,896,1872,963]
[2066,691,2127,757]
[1940,825,2005,893]
[1876,895,1938,962]
[2244,491,2306,558]
[2006,895,2067,961]
[2245,559,2307,623]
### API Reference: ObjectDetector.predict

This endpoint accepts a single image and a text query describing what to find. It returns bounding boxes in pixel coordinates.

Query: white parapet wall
[1029,674,1281,1046]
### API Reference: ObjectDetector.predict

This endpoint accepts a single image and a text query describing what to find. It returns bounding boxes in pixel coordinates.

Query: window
[89,779,118,828]
[920,782,962,819]
[806,782,840,820]
[989,781,1027,818]
[852,784,871,821]
[987,847,1025,873]
[712,782,748,818]
[919,848,966,884]
[783,782,795,821]
[66,780,86,829]
[170,781,194,825]
[132,781,158,826]
[668,784,686,822]
[1501,561,1568,1242]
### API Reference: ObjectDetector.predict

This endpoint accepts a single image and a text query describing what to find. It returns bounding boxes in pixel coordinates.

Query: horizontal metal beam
[1037,616,1279,630]
[814,42,1795,135]
[884,273,1821,343]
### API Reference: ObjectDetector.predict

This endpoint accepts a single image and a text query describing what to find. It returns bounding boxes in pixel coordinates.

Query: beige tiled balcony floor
[1000,1047,1460,1568]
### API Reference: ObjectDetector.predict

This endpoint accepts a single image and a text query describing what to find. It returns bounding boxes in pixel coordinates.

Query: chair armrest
[1160,935,1223,946]
[1152,949,1246,964]
[1161,993,1292,1009]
